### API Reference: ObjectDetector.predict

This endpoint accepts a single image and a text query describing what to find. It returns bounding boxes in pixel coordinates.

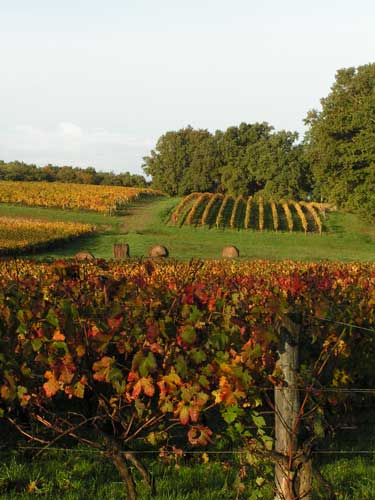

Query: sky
[1,0,375,175]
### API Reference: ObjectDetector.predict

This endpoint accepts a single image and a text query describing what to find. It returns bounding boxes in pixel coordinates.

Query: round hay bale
[222,245,240,258]
[75,250,95,261]
[149,245,169,258]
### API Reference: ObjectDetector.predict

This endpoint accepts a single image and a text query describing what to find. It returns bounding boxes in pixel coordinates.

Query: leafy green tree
[0,161,38,181]
[219,162,253,195]
[142,127,219,196]
[143,122,311,199]
[245,131,311,200]
[304,63,375,217]
[215,122,272,195]
[216,123,311,199]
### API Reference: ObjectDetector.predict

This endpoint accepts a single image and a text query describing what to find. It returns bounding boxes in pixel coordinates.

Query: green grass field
[0,198,374,261]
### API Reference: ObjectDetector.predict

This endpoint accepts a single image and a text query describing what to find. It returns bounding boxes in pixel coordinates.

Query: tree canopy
[142,127,219,196]
[143,123,311,199]
[304,63,375,218]
[218,125,311,199]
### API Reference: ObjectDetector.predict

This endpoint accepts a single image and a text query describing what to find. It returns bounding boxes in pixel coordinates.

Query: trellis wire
[3,447,375,456]
[308,314,375,335]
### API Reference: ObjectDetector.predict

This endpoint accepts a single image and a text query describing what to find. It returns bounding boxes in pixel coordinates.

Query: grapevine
[282,201,294,232]
[186,193,209,225]
[244,196,252,229]
[258,197,264,231]
[171,192,200,223]
[301,202,322,234]
[201,193,223,226]
[0,259,374,497]
[293,201,308,233]
[311,202,330,220]
[215,194,233,228]
[170,193,326,233]
[0,216,94,255]
[230,195,244,229]
[0,181,164,214]
[271,201,279,231]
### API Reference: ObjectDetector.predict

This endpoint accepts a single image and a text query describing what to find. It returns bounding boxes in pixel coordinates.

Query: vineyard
[0,181,164,214]
[0,216,94,255]
[1,258,375,498]
[171,192,328,233]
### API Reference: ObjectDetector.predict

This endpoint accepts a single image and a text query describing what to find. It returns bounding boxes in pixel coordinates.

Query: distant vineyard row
[0,181,164,214]
[0,216,94,255]
[171,193,329,233]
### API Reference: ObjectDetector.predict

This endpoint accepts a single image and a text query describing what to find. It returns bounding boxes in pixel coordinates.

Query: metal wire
[307,314,375,335]
[230,386,375,393]
[7,447,375,456]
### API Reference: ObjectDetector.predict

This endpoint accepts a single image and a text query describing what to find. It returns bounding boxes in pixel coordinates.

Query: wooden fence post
[274,317,312,500]
[113,243,129,259]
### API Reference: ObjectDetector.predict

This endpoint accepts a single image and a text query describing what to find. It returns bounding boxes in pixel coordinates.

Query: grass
[320,457,375,500]
[0,411,374,499]
[1,199,375,261]
[312,414,375,499]
[0,446,374,499]
[0,450,248,500]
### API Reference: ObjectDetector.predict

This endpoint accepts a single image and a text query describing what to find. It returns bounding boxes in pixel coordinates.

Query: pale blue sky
[1,0,375,174]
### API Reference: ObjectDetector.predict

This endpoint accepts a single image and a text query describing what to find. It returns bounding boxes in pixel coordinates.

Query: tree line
[143,62,375,219]
[2,62,375,219]
[143,123,311,200]
[0,161,148,188]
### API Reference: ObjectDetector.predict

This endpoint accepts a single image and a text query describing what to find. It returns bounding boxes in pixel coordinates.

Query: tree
[143,122,311,199]
[217,123,311,199]
[245,130,312,200]
[0,161,38,181]
[216,122,272,195]
[304,63,375,218]
[142,127,219,196]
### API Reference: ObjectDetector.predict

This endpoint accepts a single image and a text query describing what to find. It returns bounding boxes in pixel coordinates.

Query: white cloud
[0,123,154,174]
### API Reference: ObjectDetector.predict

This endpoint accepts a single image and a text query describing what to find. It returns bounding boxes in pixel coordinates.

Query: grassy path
[119,198,170,232]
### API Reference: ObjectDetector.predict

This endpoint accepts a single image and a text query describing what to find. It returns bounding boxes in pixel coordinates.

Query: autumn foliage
[0,216,94,255]
[0,181,164,214]
[1,259,375,495]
